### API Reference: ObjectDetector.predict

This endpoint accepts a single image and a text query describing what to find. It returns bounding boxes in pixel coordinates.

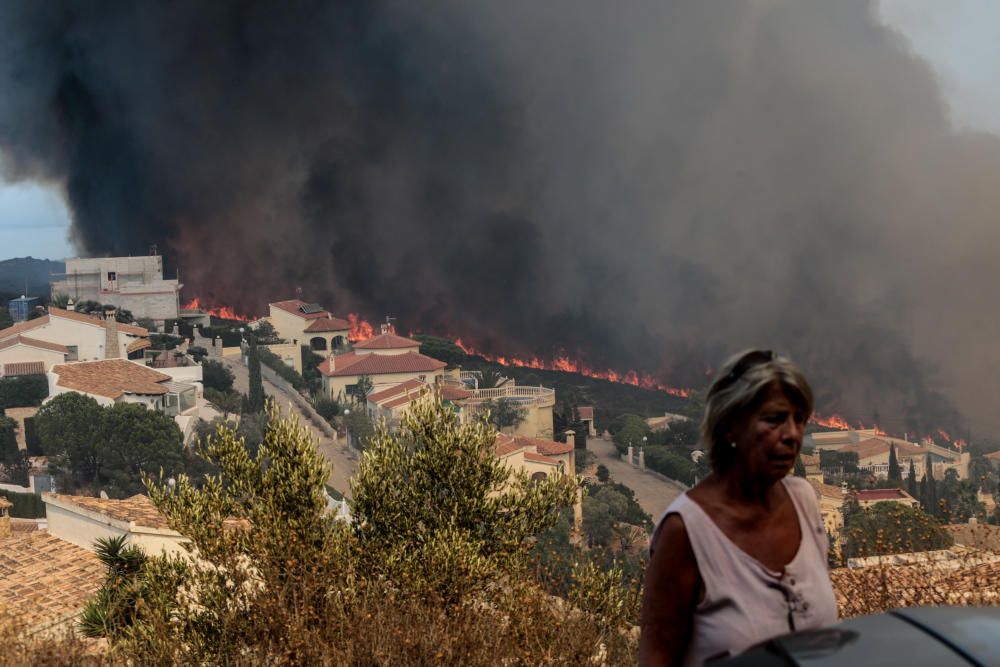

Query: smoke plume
[1,1,998,437]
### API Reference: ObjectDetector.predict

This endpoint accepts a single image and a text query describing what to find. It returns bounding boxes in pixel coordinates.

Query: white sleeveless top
[652,477,838,665]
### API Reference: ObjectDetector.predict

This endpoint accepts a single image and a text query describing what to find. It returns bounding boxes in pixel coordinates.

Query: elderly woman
[639,350,838,666]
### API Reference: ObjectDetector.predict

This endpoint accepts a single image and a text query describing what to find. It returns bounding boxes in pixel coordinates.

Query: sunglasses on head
[715,349,775,390]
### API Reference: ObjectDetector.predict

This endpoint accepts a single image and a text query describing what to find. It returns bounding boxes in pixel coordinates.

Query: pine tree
[887,443,902,483]
[246,337,265,414]
[907,461,918,498]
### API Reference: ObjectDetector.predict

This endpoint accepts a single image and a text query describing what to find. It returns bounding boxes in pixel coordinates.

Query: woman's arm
[639,514,701,667]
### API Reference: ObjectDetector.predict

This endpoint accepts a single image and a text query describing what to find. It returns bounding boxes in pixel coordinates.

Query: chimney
[0,497,11,537]
[104,311,121,359]
[380,323,389,335]
[564,429,576,450]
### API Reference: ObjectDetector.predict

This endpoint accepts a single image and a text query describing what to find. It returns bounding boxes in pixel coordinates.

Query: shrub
[0,374,49,410]
[201,359,234,393]
[0,490,45,518]
[644,445,697,485]
[313,397,341,422]
[91,400,637,664]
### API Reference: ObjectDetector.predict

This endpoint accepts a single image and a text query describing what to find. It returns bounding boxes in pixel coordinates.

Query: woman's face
[728,383,807,484]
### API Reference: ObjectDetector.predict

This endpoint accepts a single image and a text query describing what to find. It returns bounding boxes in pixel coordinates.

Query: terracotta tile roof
[269,300,331,320]
[523,451,560,465]
[49,308,148,336]
[838,438,925,461]
[0,335,69,354]
[2,361,46,377]
[577,406,595,421]
[0,316,49,340]
[52,359,172,399]
[125,338,152,354]
[367,378,426,404]
[304,316,351,333]
[0,531,104,631]
[353,333,421,350]
[440,385,473,401]
[495,433,574,458]
[319,351,446,377]
[856,488,917,502]
[45,493,172,530]
[807,478,845,501]
[830,557,1000,618]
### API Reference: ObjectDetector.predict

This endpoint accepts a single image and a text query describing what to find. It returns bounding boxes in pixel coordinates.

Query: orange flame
[812,413,852,430]
[453,338,692,397]
[181,297,251,322]
[347,313,375,341]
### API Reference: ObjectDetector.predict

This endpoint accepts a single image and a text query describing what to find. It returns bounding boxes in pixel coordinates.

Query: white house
[48,358,201,417]
[0,307,149,363]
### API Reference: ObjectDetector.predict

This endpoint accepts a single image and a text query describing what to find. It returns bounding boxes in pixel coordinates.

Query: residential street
[218,355,359,497]
[587,433,686,520]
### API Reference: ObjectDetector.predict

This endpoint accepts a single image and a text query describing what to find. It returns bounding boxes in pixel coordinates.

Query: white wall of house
[268,306,307,346]
[0,343,66,371]
[46,502,127,550]
[45,498,188,557]
[26,316,107,360]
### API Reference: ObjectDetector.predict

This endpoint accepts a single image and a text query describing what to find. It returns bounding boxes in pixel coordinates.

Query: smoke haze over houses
[1,1,1000,437]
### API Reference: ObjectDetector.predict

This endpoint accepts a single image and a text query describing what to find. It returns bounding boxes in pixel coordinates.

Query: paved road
[588,433,686,520]
[217,355,359,497]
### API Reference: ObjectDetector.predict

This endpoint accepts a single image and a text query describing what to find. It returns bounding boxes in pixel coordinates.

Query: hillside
[0,257,63,300]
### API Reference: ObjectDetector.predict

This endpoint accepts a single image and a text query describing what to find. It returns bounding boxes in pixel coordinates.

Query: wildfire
[453,338,692,397]
[181,297,251,322]
[348,313,375,341]
[812,413,853,430]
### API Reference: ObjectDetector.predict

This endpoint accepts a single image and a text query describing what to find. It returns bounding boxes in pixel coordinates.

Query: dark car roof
[720,606,1000,667]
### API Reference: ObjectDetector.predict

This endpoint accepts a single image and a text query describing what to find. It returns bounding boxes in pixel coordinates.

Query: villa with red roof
[855,487,920,509]
[267,299,351,355]
[319,328,447,400]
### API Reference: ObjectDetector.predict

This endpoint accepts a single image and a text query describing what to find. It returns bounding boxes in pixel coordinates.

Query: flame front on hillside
[453,338,691,397]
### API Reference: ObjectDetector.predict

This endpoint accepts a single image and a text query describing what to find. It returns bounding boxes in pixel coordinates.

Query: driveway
[218,355,359,497]
[587,433,686,520]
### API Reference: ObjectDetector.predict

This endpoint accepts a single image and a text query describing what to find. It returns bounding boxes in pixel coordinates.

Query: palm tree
[478,367,505,389]
[78,535,148,638]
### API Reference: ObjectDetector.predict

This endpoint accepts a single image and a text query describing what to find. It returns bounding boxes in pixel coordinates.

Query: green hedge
[258,347,308,391]
[0,374,49,410]
[201,326,242,347]
[0,489,46,519]
[644,445,698,486]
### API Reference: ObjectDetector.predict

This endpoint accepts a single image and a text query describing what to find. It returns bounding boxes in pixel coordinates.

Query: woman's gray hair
[701,349,814,473]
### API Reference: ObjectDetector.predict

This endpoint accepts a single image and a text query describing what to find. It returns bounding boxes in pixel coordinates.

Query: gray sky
[0,1,998,261]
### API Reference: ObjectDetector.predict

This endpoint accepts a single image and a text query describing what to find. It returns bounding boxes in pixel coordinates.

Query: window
[107,271,117,281]
[66,345,78,361]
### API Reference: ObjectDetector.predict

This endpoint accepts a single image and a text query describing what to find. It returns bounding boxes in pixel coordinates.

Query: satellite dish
[691,450,705,463]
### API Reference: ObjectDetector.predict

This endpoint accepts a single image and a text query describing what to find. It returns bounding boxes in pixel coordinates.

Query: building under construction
[50,254,182,322]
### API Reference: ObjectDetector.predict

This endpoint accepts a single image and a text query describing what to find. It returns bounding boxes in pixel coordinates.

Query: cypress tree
[919,474,928,510]
[887,443,902,483]
[926,454,938,516]
[906,461,918,498]
[246,337,266,414]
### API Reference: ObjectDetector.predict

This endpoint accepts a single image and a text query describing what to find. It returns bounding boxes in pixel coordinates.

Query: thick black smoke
[1,1,998,437]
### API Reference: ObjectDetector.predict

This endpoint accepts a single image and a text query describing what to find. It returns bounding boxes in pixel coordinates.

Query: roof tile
[52,359,172,399]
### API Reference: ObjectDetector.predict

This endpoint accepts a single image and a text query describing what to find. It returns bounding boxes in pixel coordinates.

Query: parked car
[720,606,1000,666]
